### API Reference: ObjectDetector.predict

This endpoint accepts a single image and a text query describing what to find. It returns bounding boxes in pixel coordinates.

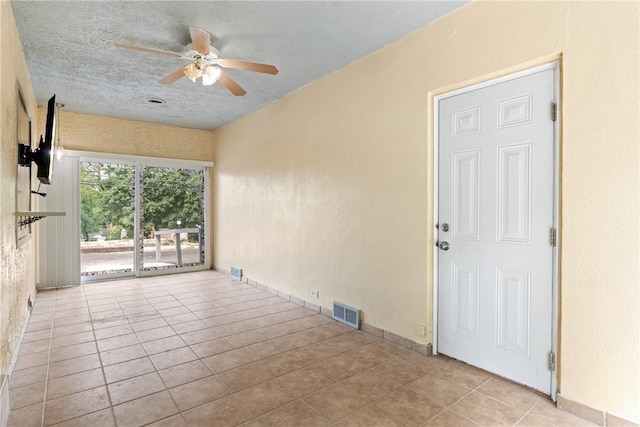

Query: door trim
[431,61,560,399]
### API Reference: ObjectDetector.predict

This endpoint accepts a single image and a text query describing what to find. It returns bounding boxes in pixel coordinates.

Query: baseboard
[606,413,640,427]
[0,296,33,427]
[0,375,9,427]
[219,269,433,358]
[557,394,605,425]
[557,394,639,427]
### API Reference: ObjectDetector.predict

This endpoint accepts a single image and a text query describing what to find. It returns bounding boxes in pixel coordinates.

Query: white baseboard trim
[557,394,639,427]
[0,301,33,427]
[0,375,9,427]
[215,267,433,358]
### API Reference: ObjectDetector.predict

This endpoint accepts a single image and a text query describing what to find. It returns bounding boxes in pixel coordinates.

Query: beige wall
[47,110,214,162]
[213,1,639,422]
[0,0,38,375]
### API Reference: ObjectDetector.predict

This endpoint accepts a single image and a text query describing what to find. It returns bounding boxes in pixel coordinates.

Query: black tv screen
[36,94,56,184]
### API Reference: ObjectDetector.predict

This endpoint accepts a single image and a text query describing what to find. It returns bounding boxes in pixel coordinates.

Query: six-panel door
[437,68,555,393]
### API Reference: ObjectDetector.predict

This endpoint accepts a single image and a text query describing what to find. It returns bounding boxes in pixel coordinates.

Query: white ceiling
[12,1,466,130]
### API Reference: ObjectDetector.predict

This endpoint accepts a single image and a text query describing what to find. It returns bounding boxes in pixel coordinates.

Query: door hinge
[551,102,557,122]
[550,227,557,247]
[548,351,556,371]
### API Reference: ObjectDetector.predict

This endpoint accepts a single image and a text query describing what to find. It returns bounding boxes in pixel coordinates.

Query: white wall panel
[39,156,80,288]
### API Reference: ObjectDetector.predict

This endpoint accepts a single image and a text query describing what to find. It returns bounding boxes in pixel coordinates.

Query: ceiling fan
[114,27,278,96]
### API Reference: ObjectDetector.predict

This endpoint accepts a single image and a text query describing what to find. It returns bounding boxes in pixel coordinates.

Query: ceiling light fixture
[184,61,203,82]
[201,66,221,86]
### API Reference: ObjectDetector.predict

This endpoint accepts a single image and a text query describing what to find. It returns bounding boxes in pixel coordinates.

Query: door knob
[438,241,450,251]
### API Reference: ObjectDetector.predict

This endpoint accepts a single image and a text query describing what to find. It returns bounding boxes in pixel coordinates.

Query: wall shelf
[15,212,65,228]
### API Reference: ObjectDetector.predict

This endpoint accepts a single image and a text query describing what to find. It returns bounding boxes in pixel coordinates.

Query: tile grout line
[9,293,52,426]
[512,401,541,427]
[359,358,487,426]
[441,373,545,427]
[86,284,119,427]
[159,278,270,424]
[194,327,381,420]
[201,326,356,379]
[17,272,563,427]
[42,284,113,426]
[224,335,398,422]
[23,278,372,426]
[148,281,208,423]
[133,286,184,423]
[39,291,56,427]
[198,300,309,331]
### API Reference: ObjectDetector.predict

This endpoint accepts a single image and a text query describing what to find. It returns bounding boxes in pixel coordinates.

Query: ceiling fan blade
[114,42,182,58]
[159,66,187,85]
[189,27,210,55]
[218,71,247,96]
[219,59,279,75]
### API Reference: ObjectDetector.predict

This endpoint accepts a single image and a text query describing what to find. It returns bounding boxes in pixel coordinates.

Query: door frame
[431,61,561,399]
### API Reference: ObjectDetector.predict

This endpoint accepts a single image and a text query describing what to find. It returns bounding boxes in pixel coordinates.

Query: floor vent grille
[333,301,360,329]
[230,266,242,280]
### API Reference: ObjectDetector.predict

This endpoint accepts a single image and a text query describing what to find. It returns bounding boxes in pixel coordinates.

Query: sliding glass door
[80,157,208,283]
[139,166,205,272]
[80,161,135,280]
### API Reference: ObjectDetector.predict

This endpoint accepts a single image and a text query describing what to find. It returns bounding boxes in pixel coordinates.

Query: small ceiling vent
[146,97,165,105]
[333,301,360,329]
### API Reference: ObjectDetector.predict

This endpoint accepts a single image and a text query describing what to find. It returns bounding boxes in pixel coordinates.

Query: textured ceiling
[12,1,466,130]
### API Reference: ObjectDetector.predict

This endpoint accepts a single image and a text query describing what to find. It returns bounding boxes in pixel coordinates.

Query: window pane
[140,166,204,271]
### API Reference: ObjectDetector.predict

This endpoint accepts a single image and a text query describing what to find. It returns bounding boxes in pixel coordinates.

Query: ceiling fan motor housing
[184,43,220,65]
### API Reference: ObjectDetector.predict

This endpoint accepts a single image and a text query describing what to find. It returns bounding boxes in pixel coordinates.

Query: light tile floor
[7,271,595,427]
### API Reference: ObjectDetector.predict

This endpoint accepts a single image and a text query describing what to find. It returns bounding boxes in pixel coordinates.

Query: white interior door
[437,66,556,393]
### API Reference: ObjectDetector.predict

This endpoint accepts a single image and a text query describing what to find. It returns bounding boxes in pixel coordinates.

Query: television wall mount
[17,142,43,166]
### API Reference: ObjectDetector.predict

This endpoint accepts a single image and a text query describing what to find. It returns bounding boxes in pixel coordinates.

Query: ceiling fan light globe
[184,62,203,82]
[204,65,222,79]
[201,74,217,86]
[201,66,222,85]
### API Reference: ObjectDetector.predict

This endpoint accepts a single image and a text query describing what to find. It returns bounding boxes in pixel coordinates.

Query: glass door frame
[76,151,212,283]
[136,162,209,278]
[80,156,136,283]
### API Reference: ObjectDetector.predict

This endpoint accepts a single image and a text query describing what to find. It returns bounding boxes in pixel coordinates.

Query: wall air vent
[333,301,360,329]
[230,266,242,280]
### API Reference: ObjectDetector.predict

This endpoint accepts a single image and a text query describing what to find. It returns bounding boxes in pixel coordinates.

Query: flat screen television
[18,94,56,185]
